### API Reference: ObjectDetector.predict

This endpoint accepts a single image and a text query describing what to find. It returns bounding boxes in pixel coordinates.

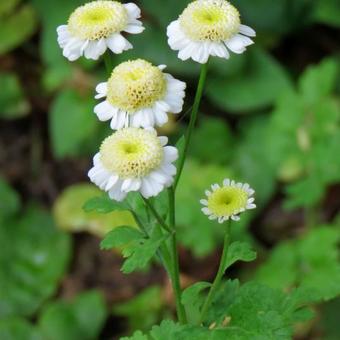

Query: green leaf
[101,226,144,250]
[182,282,211,324]
[255,225,340,302]
[0,206,71,318]
[0,177,20,220]
[0,72,30,119]
[113,286,165,333]
[0,4,37,54]
[223,242,257,271]
[121,228,168,274]
[83,194,129,214]
[298,58,338,106]
[0,317,42,340]
[53,184,137,237]
[313,0,340,27]
[121,330,149,340]
[38,290,107,340]
[49,89,101,159]
[206,48,292,112]
[255,242,297,290]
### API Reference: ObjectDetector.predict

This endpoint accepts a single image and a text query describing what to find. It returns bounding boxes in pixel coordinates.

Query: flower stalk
[198,220,231,325]
[175,61,209,188]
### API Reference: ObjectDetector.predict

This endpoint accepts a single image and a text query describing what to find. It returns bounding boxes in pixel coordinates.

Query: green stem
[198,221,231,325]
[168,187,187,324]
[175,61,209,188]
[141,197,172,233]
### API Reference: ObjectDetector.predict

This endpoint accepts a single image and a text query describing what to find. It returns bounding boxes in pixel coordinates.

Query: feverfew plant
[58,0,313,338]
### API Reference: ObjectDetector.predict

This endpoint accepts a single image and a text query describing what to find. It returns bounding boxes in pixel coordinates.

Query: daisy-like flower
[167,0,256,64]
[57,1,144,61]
[94,59,186,129]
[200,179,256,223]
[88,127,178,201]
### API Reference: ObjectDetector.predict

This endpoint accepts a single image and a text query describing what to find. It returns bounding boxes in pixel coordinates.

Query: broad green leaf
[101,226,144,250]
[121,330,149,340]
[223,242,257,271]
[122,282,312,339]
[313,0,340,27]
[121,228,168,274]
[255,242,297,290]
[83,194,129,214]
[255,225,340,302]
[181,282,211,324]
[113,286,165,332]
[0,177,20,220]
[38,290,107,340]
[53,184,136,237]
[0,72,30,119]
[0,317,42,340]
[298,58,338,106]
[206,48,292,112]
[0,4,37,54]
[49,89,102,158]
[0,206,71,318]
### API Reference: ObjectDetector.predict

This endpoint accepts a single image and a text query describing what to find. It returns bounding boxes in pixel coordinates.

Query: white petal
[158,136,168,146]
[94,101,115,121]
[106,33,132,54]
[163,146,178,163]
[122,178,141,192]
[200,199,208,206]
[124,3,142,19]
[225,35,247,54]
[202,207,211,215]
[239,24,256,37]
[95,82,108,99]
[124,23,144,34]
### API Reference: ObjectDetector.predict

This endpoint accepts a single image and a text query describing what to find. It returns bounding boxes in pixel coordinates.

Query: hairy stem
[198,221,231,325]
[175,61,209,188]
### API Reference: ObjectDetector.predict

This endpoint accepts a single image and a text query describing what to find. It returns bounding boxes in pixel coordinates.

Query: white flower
[200,179,256,223]
[57,1,144,61]
[88,127,178,201]
[167,0,256,64]
[94,59,186,130]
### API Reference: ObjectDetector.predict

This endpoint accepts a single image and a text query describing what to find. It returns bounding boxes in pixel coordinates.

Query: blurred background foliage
[0,0,339,339]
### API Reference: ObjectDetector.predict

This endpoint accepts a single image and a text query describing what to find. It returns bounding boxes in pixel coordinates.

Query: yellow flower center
[179,0,240,41]
[68,1,128,40]
[207,186,248,217]
[100,128,163,178]
[106,59,167,113]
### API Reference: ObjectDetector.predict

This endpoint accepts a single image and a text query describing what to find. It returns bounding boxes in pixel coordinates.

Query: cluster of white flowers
[57,0,256,220]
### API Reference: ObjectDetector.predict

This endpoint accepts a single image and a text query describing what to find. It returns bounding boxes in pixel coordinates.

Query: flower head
[88,127,178,201]
[94,59,186,130]
[200,179,256,223]
[57,1,144,61]
[167,0,256,64]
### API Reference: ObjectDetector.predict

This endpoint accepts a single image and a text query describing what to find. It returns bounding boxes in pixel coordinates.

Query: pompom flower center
[68,1,128,40]
[207,186,248,217]
[179,0,240,41]
[106,59,167,113]
[100,128,163,178]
